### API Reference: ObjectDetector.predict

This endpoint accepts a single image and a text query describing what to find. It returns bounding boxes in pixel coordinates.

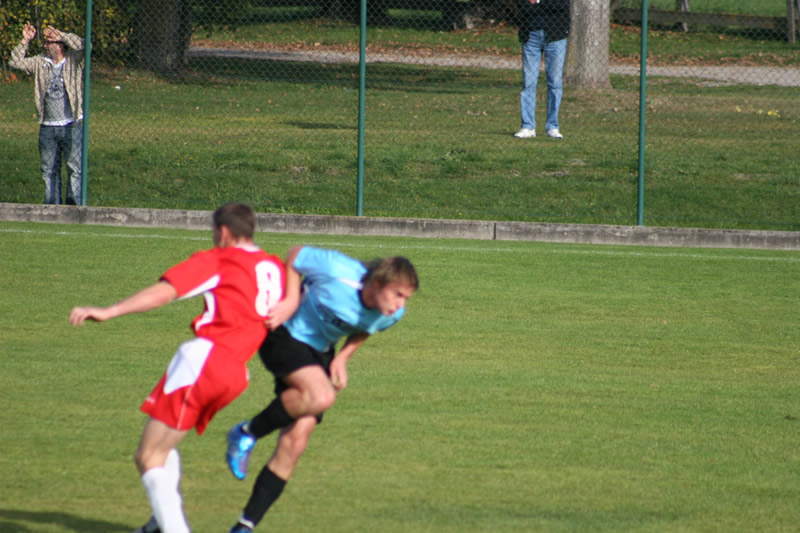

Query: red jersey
[161,244,285,363]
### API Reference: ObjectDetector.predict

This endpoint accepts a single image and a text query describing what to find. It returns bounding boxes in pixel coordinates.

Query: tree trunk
[564,0,611,89]
[134,0,193,75]
[324,0,361,23]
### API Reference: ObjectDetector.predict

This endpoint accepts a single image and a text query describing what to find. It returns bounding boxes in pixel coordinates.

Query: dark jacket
[517,0,571,43]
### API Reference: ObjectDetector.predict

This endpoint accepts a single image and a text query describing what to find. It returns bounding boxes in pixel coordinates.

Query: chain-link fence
[1,0,798,230]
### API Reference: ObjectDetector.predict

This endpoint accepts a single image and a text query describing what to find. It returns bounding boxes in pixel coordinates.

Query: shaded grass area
[193,15,800,67]
[1,222,799,532]
[616,0,787,17]
[610,24,800,66]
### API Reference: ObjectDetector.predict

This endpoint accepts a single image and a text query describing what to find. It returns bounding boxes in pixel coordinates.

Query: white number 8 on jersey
[255,261,284,317]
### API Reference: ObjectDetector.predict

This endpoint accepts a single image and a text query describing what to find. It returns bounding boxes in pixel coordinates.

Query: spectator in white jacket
[10,23,85,205]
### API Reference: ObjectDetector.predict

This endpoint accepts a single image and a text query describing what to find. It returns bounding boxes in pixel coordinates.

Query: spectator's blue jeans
[39,121,82,205]
[520,31,567,132]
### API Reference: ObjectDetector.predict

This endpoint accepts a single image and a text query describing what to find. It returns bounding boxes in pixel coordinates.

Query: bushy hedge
[1,0,135,77]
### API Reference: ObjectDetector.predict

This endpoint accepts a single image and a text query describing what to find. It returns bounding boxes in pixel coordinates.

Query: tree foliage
[1,0,255,77]
[1,0,135,77]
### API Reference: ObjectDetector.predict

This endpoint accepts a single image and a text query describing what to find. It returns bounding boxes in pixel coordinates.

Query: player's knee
[308,385,336,414]
[295,379,335,414]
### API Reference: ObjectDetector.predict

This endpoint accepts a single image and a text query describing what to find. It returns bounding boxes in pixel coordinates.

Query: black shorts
[259,325,335,396]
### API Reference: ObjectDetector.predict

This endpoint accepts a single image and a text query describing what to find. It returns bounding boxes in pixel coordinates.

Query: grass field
[1,70,798,231]
[1,219,798,532]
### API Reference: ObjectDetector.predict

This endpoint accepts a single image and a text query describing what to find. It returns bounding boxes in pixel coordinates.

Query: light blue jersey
[284,247,405,352]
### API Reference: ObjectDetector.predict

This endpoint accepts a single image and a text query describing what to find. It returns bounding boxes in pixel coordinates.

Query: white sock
[142,466,190,533]
[164,449,182,490]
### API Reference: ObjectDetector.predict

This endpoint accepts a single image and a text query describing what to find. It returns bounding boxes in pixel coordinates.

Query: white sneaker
[546,129,563,139]
[514,128,536,138]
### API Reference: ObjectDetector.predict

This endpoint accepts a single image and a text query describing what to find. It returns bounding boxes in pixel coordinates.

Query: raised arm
[9,23,37,72]
[69,281,178,326]
[22,23,36,42]
[44,26,85,52]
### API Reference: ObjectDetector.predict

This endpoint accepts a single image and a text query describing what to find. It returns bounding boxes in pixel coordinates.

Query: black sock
[242,467,287,526]
[248,397,295,439]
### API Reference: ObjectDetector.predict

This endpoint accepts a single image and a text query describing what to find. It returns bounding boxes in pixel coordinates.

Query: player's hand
[69,306,111,326]
[330,359,348,391]
[22,23,36,42]
[264,296,299,330]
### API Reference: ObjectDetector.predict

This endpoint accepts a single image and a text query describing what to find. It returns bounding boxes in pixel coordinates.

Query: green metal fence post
[637,0,649,226]
[80,0,93,206]
[356,0,367,216]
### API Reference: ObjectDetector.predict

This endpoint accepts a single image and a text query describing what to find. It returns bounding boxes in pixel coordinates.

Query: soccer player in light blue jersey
[226,246,419,533]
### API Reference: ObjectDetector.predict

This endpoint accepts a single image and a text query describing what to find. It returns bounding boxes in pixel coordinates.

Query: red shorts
[140,337,250,435]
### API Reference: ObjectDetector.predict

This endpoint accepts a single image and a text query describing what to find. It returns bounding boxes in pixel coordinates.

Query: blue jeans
[520,31,567,132]
[39,121,82,205]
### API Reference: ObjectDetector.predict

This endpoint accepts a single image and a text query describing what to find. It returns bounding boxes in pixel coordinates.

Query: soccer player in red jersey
[69,203,286,533]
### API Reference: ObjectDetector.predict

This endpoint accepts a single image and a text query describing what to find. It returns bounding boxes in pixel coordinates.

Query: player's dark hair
[362,257,419,290]
[213,203,255,239]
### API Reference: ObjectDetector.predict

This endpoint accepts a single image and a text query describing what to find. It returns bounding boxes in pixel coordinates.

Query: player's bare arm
[265,245,303,330]
[70,281,178,326]
[330,332,370,391]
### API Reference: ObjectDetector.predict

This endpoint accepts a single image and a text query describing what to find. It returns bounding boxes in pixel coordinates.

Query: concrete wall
[2,202,798,250]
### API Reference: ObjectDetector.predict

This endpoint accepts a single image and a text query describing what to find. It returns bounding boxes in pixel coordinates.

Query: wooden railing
[612,1,800,43]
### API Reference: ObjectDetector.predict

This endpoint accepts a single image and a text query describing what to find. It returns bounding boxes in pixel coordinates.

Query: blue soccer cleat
[226,422,256,480]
